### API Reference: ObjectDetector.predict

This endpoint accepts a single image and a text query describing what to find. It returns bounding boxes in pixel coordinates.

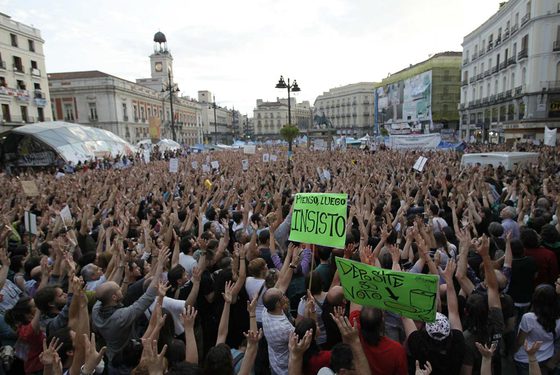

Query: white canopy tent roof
[137,138,182,152]
[1,121,137,166]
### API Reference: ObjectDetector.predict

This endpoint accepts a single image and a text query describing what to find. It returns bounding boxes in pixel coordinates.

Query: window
[64,103,75,121]
[1,104,10,122]
[31,60,38,69]
[20,106,28,122]
[12,56,23,72]
[0,76,6,87]
[511,73,516,89]
[10,34,18,47]
[522,67,527,84]
[513,42,517,56]
[503,77,507,92]
[16,80,25,90]
[495,80,499,94]
[521,34,529,51]
[37,107,44,122]
[133,105,138,121]
[88,102,98,121]
[140,107,145,121]
[122,103,128,120]
[28,39,35,52]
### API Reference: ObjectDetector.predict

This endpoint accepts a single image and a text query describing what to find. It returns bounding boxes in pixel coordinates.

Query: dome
[153,31,167,43]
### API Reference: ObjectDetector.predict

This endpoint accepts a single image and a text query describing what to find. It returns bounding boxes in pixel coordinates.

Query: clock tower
[150,31,173,80]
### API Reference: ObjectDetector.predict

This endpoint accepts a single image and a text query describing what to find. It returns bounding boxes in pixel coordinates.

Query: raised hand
[415,360,433,375]
[83,333,107,374]
[288,330,313,357]
[330,313,359,344]
[39,337,63,367]
[247,295,258,316]
[244,329,263,347]
[475,342,496,358]
[181,305,198,330]
[222,280,234,304]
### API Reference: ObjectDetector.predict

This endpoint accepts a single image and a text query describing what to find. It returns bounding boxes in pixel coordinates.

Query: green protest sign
[335,257,438,322]
[289,193,347,249]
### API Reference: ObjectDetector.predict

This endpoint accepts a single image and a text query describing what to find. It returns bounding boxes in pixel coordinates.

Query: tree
[280,124,299,172]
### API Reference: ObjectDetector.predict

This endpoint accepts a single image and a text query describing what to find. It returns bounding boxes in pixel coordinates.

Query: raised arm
[478,235,501,310]
[238,330,263,375]
[440,259,462,331]
[181,306,199,364]
[216,281,234,345]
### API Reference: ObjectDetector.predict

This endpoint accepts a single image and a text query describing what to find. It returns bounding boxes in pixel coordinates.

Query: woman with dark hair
[4,297,45,374]
[294,318,331,375]
[296,272,327,346]
[513,284,560,374]
[204,343,233,375]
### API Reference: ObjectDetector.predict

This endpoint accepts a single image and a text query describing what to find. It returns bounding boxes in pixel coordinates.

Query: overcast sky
[2,0,502,114]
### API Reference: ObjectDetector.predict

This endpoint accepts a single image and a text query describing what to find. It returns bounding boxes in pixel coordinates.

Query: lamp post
[161,70,179,142]
[275,75,300,126]
[210,96,218,144]
[275,75,301,173]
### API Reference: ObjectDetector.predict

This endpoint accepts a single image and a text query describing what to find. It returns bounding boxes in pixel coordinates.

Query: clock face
[155,62,163,72]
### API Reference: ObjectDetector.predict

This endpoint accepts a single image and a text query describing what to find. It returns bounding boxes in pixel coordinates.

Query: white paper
[60,205,72,224]
[242,159,249,171]
[191,161,198,170]
[413,156,428,172]
[202,164,211,173]
[211,161,220,170]
[270,155,277,162]
[263,153,270,162]
[545,126,557,147]
[244,145,256,154]
[143,150,150,163]
[323,168,331,181]
[206,156,211,163]
[169,158,179,173]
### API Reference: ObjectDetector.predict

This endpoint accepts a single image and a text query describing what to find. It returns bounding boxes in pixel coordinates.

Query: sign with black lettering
[289,193,347,248]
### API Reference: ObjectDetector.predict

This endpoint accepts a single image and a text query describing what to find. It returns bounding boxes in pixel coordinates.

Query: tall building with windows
[0,12,52,132]
[48,32,203,145]
[252,98,312,140]
[459,0,560,142]
[314,83,378,136]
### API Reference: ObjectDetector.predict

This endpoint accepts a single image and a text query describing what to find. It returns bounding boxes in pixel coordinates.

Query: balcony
[511,24,519,34]
[474,99,481,106]
[469,77,476,84]
[554,41,560,52]
[489,94,496,103]
[479,49,485,57]
[515,86,524,96]
[134,116,139,122]
[499,61,507,70]
[491,66,499,74]
[468,101,474,107]
[521,13,530,26]
[504,29,510,39]
[497,93,504,100]
[482,97,489,104]
[123,115,129,121]
[31,68,41,77]
[88,116,98,122]
[518,49,528,60]
[508,57,516,65]
[0,61,5,70]
[461,79,468,86]
[462,59,469,66]
[476,74,483,81]
[484,70,491,77]
[460,103,465,110]
[33,90,43,99]
[487,43,494,52]
[13,65,24,73]
[505,89,512,98]
[496,36,502,45]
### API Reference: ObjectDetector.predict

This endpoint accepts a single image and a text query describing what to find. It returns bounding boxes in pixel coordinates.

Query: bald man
[262,287,294,375]
[321,286,348,350]
[92,251,167,373]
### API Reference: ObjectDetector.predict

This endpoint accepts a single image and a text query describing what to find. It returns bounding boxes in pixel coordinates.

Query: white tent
[137,138,182,152]
[460,152,539,170]
[1,121,136,166]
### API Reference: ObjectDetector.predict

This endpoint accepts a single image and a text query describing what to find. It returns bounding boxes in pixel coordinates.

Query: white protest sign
[242,159,249,171]
[323,168,331,181]
[244,145,256,154]
[143,150,150,163]
[545,126,557,147]
[191,161,199,170]
[169,158,179,173]
[211,161,220,170]
[206,156,211,163]
[60,205,72,225]
[270,155,278,162]
[21,180,39,197]
[24,211,38,235]
[202,164,211,173]
[263,153,270,162]
[413,156,428,172]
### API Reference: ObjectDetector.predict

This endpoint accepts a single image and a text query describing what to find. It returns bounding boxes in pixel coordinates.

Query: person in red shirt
[349,305,407,375]
[520,228,559,286]
[295,317,332,375]
[4,296,45,374]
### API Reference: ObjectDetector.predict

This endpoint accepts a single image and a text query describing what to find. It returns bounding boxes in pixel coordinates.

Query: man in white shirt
[262,288,294,375]
[178,236,197,276]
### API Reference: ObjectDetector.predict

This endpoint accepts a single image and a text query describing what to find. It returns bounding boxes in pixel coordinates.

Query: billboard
[377,70,432,134]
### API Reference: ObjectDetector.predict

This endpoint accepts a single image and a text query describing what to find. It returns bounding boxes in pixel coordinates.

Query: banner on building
[149,117,161,140]
[335,257,438,322]
[544,127,557,147]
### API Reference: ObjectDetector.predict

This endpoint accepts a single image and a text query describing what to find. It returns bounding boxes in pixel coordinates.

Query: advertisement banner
[289,193,347,249]
[335,257,438,322]
[544,127,557,147]
[149,117,161,140]
[388,134,441,150]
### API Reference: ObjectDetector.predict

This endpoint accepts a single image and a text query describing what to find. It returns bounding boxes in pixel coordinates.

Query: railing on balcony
[492,66,499,74]
[123,115,129,121]
[476,74,483,81]
[497,93,504,100]
[515,86,523,96]
[518,49,528,60]
[31,68,41,76]
[508,57,517,65]
[474,99,481,105]
[511,24,519,34]
[34,90,43,99]
[504,29,510,39]
[499,61,507,70]
[460,103,465,110]
[461,79,468,86]
[487,43,494,52]
[484,70,491,77]
[505,89,512,98]
[0,61,6,69]
[469,77,476,84]
[489,95,496,103]
[553,41,560,52]
[482,97,489,104]
[496,36,502,45]
[13,65,24,73]
[521,13,530,26]
[463,59,468,66]
[468,101,474,107]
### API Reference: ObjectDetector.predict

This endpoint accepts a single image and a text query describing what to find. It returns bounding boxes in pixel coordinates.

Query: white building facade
[0,12,52,132]
[313,83,377,136]
[253,98,312,140]
[459,0,560,142]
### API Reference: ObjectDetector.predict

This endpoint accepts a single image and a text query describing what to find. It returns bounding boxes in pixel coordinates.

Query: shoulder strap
[232,351,245,368]
[256,281,266,299]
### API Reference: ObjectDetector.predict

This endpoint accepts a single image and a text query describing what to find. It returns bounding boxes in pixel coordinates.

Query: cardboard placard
[289,193,347,249]
[263,153,270,162]
[169,158,179,173]
[335,257,438,322]
[24,211,37,235]
[244,145,256,154]
[242,159,249,171]
[21,180,39,197]
[413,156,428,172]
[202,164,211,173]
[191,161,199,170]
[211,161,220,170]
[270,155,278,162]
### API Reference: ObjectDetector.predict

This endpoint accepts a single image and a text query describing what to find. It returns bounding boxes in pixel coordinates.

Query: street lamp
[161,70,179,142]
[210,96,218,144]
[275,75,300,125]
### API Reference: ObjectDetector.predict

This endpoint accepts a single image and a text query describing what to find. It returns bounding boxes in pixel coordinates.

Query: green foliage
[280,124,300,143]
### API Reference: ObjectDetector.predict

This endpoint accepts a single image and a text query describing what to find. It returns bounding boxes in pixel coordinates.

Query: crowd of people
[0,142,559,375]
